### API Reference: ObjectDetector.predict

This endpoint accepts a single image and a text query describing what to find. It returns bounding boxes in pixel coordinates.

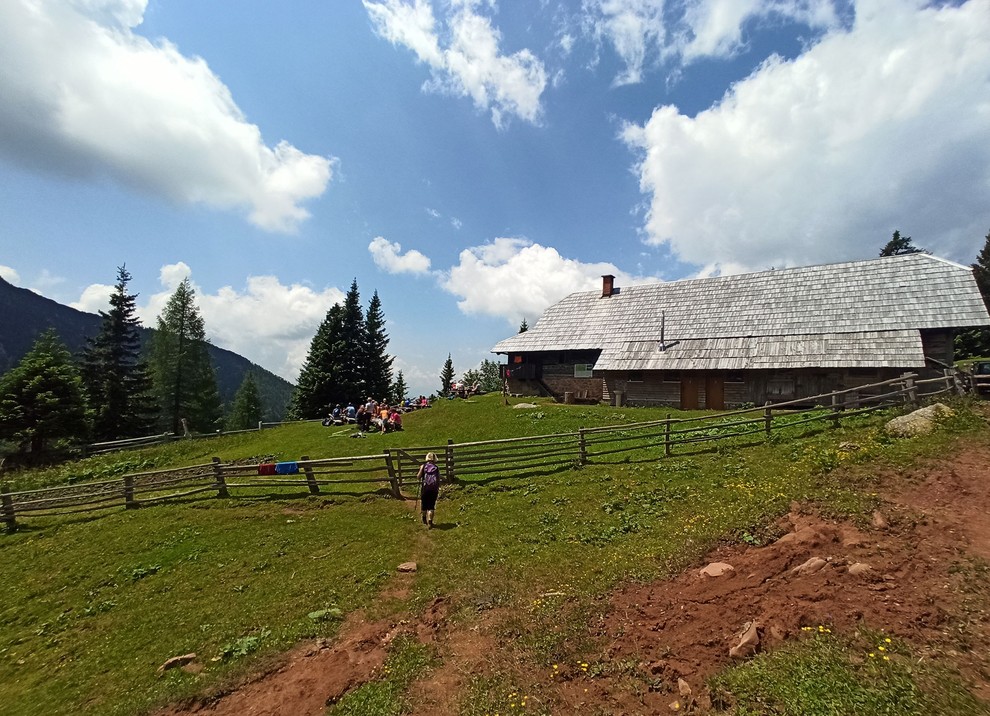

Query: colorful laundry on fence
[258,463,276,475]
[275,461,300,475]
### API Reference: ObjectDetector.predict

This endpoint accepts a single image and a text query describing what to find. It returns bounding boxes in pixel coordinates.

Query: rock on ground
[884,403,954,437]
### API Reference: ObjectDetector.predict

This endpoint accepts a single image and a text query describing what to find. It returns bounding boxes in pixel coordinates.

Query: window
[662,371,681,383]
[574,364,594,378]
[628,371,643,382]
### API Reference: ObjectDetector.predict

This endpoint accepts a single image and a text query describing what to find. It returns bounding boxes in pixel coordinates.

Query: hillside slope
[0,276,294,420]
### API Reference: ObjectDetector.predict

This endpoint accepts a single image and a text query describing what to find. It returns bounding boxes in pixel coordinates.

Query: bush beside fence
[1,372,964,532]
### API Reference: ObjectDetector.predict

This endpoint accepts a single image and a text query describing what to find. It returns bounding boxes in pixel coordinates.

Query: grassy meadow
[1,394,987,715]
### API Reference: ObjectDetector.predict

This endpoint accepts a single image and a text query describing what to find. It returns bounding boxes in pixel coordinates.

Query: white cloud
[70,282,114,313]
[584,0,667,86]
[0,0,333,232]
[622,0,990,272]
[121,267,345,382]
[369,236,433,275]
[364,0,548,128]
[442,237,648,325]
[0,265,20,284]
[450,217,463,230]
[582,0,841,84]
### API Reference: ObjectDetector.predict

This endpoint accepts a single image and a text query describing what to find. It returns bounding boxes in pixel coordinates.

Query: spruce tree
[148,279,222,434]
[80,266,157,440]
[0,329,89,457]
[391,370,408,404]
[439,354,455,397]
[955,229,990,358]
[290,303,346,418]
[227,372,263,430]
[339,279,366,402]
[518,318,529,333]
[363,290,393,400]
[879,230,927,256]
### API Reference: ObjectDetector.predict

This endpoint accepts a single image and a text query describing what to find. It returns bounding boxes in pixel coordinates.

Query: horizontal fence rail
[0,371,963,531]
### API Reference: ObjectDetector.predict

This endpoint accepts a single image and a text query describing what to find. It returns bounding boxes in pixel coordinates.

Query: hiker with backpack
[417,452,441,528]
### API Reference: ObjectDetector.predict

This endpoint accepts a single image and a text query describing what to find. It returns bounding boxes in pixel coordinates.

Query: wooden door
[680,375,699,410]
[705,375,725,410]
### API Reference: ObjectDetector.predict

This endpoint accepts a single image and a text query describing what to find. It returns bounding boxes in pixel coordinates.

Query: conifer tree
[879,230,927,256]
[954,229,990,358]
[0,329,89,456]
[290,303,345,418]
[80,266,157,440]
[363,290,393,400]
[439,354,455,397]
[339,279,366,401]
[518,318,529,333]
[148,279,222,434]
[391,370,408,404]
[227,372,263,430]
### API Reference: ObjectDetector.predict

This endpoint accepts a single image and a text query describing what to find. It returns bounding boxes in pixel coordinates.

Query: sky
[1,0,988,398]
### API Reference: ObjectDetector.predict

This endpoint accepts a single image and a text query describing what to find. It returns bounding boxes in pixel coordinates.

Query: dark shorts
[420,485,439,511]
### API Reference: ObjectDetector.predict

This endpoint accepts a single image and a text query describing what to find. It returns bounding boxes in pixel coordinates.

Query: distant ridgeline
[0,276,293,421]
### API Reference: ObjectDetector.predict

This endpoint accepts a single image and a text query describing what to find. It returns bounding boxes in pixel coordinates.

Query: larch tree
[0,329,89,457]
[148,278,222,434]
[80,265,158,440]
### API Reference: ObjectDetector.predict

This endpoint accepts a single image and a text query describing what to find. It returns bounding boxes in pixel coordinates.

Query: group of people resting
[324,395,429,432]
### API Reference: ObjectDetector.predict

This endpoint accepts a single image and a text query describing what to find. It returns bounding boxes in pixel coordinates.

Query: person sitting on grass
[388,409,402,431]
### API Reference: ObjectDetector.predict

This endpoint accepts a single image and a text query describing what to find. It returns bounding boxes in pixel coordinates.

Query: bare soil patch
[158,442,990,715]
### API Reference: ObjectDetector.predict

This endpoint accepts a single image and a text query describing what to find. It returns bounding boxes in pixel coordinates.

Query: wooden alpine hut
[491,253,990,409]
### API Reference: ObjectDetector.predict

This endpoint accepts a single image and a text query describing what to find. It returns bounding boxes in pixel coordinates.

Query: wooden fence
[0,372,963,532]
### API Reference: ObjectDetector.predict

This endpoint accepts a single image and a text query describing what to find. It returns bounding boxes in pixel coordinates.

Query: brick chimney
[601,274,615,297]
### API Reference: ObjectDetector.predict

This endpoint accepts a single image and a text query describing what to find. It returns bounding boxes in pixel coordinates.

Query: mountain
[0,276,294,422]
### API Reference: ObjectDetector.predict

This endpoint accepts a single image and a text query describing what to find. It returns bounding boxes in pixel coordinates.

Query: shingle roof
[492,253,990,370]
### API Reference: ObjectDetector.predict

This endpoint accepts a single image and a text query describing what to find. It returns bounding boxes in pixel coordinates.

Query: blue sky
[1,0,988,397]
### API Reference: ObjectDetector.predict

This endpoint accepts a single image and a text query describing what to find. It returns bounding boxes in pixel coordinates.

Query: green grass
[1,394,987,715]
[327,636,434,716]
[709,630,988,715]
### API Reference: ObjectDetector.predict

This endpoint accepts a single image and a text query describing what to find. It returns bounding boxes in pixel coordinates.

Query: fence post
[829,393,842,428]
[946,369,964,397]
[763,402,773,436]
[578,428,587,465]
[664,415,672,457]
[300,455,320,495]
[1,484,15,534]
[212,457,229,498]
[123,475,138,509]
[258,421,264,431]
[446,439,455,483]
[902,372,918,407]
[384,450,400,498]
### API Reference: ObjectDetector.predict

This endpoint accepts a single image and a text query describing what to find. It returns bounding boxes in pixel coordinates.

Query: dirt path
[158,441,990,715]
